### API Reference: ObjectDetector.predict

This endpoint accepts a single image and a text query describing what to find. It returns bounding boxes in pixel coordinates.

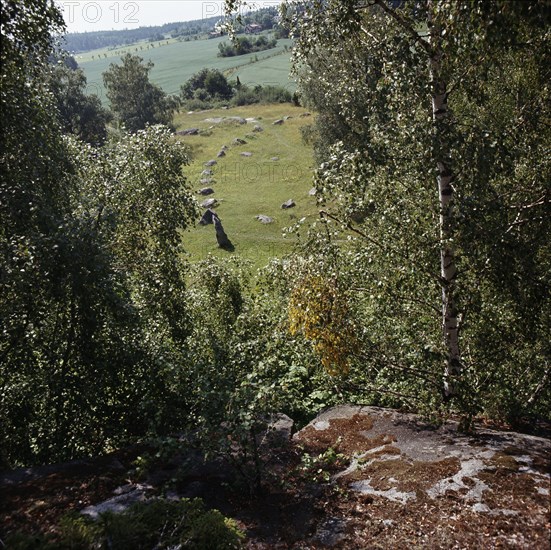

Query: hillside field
[174,104,317,269]
[76,35,295,101]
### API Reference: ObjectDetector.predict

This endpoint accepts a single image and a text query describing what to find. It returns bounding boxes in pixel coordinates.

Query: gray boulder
[198,188,214,196]
[201,198,217,209]
[201,169,213,176]
[217,150,226,158]
[81,484,153,520]
[271,156,279,161]
[281,199,296,209]
[260,413,294,448]
[200,178,213,185]
[176,128,199,136]
[273,119,284,125]
[253,125,264,132]
[255,215,274,224]
[241,152,253,157]
[232,137,247,145]
[309,187,317,196]
[204,159,217,167]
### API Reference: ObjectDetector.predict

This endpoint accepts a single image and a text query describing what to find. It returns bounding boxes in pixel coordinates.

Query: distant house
[209,30,222,38]
[245,23,263,34]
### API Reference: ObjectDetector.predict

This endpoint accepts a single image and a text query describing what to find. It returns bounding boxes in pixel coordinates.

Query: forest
[1,0,549,479]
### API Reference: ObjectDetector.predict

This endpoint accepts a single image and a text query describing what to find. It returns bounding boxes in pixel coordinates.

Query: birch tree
[225,0,550,416]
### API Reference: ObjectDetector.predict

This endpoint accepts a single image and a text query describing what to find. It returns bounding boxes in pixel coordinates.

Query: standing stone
[212,213,233,251]
[199,209,215,225]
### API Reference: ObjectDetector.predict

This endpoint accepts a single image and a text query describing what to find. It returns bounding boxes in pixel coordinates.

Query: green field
[77,35,295,101]
[174,104,317,269]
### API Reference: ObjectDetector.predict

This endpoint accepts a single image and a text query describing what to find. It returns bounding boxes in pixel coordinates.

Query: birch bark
[428,18,462,399]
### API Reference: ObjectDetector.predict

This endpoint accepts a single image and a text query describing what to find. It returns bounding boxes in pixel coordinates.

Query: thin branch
[319,210,442,285]
[361,356,441,387]
[371,0,433,56]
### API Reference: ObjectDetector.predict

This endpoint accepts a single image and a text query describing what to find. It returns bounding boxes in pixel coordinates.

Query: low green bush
[5,498,244,550]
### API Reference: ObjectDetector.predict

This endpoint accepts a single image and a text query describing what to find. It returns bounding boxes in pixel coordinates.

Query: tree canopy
[103,53,177,132]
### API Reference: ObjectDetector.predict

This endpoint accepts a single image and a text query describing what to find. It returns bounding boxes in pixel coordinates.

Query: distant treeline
[218,35,277,57]
[62,17,220,52]
[62,7,287,53]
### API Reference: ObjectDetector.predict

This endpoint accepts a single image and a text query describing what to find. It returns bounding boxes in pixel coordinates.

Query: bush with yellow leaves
[288,275,358,376]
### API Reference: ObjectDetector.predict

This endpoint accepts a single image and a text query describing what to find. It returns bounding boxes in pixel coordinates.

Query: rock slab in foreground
[294,405,550,513]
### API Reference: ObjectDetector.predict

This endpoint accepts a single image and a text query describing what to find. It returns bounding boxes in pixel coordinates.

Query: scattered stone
[217,150,226,158]
[472,503,491,513]
[200,178,213,185]
[204,116,246,124]
[309,187,317,196]
[283,115,293,121]
[300,112,312,117]
[241,152,253,157]
[81,484,153,520]
[198,188,214,196]
[201,198,217,209]
[201,169,213,176]
[271,156,279,161]
[261,413,294,447]
[199,208,215,225]
[176,128,199,136]
[232,137,247,145]
[312,517,348,547]
[255,215,274,224]
[273,119,284,125]
[204,159,217,167]
[220,144,229,151]
[281,199,296,209]
[253,125,264,132]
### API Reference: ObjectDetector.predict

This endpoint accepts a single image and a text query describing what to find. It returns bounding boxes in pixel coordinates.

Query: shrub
[4,499,245,549]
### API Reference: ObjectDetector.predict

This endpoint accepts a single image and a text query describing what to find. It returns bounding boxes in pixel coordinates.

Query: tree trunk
[429,26,462,400]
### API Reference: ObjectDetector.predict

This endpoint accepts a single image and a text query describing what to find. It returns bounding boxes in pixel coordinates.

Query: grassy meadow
[174,104,317,269]
[76,35,295,101]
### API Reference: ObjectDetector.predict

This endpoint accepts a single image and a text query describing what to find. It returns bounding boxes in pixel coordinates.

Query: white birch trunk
[429,27,462,400]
